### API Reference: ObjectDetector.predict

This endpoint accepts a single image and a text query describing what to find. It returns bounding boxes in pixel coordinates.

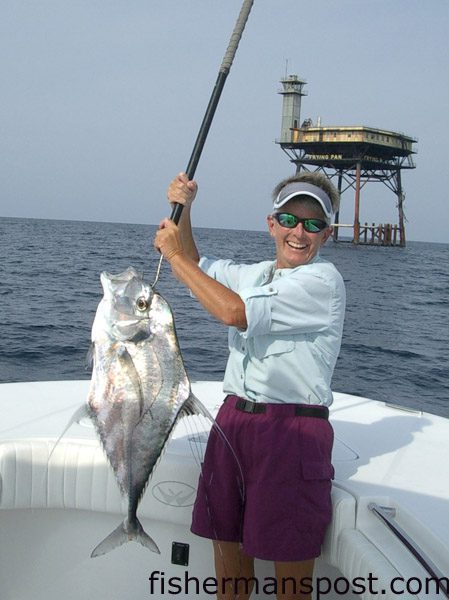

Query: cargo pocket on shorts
[298,460,334,531]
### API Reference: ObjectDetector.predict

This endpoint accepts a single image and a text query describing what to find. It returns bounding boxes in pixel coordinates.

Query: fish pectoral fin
[91,518,160,557]
[117,345,145,417]
[180,394,215,423]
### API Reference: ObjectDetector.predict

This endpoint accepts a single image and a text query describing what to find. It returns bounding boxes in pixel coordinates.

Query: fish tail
[90,517,160,557]
[131,517,160,553]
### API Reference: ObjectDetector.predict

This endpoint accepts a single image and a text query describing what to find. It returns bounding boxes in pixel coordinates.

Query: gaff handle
[169,0,254,225]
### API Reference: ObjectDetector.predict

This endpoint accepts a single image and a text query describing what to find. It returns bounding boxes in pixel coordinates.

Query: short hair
[272,171,340,213]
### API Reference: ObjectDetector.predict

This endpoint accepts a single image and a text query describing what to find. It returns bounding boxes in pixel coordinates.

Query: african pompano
[84,266,211,557]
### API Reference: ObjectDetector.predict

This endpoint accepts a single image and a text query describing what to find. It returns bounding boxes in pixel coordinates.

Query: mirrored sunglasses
[273,212,328,233]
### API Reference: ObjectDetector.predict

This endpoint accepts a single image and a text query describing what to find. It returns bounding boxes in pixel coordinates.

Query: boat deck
[1,381,448,599]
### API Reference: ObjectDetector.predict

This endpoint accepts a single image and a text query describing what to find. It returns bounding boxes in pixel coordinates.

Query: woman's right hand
[167,172,198,209]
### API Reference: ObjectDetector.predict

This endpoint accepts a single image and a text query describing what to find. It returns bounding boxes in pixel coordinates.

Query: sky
[1,0,448,244]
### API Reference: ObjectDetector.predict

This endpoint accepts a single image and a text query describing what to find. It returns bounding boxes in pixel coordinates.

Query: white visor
[273,182,334,223]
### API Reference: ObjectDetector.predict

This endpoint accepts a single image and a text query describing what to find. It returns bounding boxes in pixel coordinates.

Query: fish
[82,266,212,557]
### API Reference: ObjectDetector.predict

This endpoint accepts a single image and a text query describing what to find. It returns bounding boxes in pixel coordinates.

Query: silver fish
[84,266,211,557]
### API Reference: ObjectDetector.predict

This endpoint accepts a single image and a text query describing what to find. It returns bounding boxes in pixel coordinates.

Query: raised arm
[156,221,246,329]
[154,174,247,330]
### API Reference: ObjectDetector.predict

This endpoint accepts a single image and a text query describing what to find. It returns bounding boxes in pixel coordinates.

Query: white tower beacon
[278,75,307,143]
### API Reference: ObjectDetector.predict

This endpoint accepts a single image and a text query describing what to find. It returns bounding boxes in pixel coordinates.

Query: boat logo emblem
[152,481,196,507]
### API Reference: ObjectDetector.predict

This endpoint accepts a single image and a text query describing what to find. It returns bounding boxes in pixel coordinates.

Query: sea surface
[1,217,448,418]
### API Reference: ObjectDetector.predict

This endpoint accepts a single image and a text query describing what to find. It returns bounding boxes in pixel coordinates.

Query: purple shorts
[191,395,334,562]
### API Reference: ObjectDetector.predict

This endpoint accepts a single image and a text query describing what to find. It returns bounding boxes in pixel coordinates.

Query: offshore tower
[277,75,417,246]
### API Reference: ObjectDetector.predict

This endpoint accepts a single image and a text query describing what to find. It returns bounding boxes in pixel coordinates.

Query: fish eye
[136,297,149,312]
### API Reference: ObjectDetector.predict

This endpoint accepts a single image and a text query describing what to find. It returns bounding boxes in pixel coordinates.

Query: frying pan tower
[277,76,417,246]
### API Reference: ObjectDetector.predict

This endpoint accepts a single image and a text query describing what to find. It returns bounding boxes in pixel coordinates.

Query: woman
[154,171,345,600]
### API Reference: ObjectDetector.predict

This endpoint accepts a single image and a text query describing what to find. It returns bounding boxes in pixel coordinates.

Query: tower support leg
[396,169,406,247]
[353,162,361,244]
[333,170,343,242]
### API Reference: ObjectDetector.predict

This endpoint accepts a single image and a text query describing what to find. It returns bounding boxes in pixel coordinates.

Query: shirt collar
[261,253,322,285]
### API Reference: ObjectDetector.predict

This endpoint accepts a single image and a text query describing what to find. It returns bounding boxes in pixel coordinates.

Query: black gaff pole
[170,0,255,225]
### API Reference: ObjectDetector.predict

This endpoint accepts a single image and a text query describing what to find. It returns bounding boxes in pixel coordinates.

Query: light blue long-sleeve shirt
[199,254,346,406]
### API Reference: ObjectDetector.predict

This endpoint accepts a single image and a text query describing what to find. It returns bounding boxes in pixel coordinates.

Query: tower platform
[277,76,417,246]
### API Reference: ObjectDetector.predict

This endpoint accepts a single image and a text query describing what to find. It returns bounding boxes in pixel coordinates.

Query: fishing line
[182,399,247,572]
[183,408,247,600]
[153,3,255,591]
[151,0,255,289]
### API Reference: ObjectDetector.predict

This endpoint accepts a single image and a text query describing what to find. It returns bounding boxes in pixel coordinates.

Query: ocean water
[1,217,448,418]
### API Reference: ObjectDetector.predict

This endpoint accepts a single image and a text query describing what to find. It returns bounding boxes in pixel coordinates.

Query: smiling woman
[154,171,345,600]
